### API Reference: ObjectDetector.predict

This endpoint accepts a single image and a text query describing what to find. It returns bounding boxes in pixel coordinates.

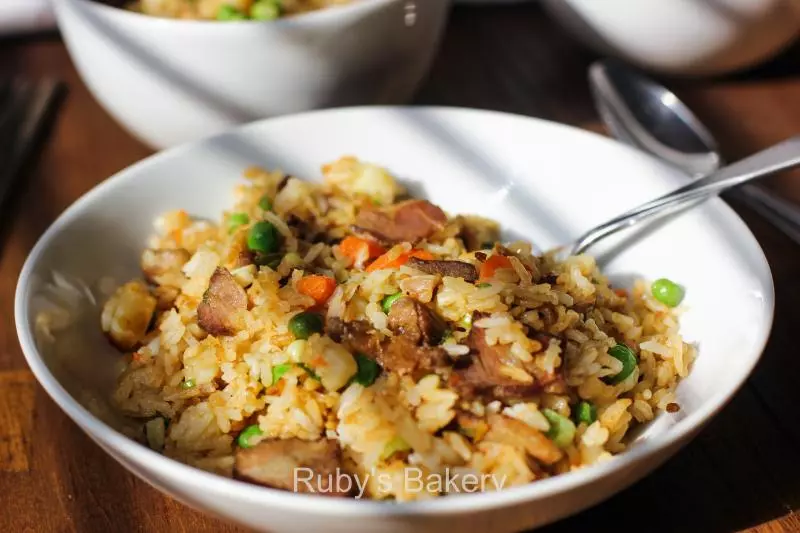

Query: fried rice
[102,156,696,500]
[127,0,353,20]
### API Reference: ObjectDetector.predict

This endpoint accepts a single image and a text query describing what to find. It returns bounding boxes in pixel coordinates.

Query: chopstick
[0,78,63,216]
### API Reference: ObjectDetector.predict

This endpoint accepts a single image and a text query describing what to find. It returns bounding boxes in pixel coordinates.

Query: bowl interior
[16,107,773,505]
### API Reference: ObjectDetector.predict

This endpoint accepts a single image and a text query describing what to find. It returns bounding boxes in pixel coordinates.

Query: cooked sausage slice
[406,257,478,282]
[197,267,247,336]
[354,199,447,244]
[234,438,352,496]
[485,414,563,465]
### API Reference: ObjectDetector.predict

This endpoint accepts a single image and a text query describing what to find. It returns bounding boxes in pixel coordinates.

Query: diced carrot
[614,288,628,297]
[366,248,434,273]
[339,236,385,263]
[409,249,434,261]
[365,251,399,272]
[310,354,328,368]
[479,254,513,281]
[296,275,337,305]
[170,229,183,246]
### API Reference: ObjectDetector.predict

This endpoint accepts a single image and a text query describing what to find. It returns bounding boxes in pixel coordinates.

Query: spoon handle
[571,136,800,255]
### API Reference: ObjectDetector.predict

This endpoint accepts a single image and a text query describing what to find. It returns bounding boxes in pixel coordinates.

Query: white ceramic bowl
[52,0,450,149]
[16,107,773,532]
[541,0,800,76]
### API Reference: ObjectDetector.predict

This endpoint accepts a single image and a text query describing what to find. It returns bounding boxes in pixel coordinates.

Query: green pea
[542,409,576,448]
[353,353,380,387]
[258,194,273,212]
[180,378,196,390]
[217,4,248,20]
[604,343,638,385]
[247,221,280,254]
[651,278,685,308]
[288,311,323,340]
[381,292,403,314]
[251,0,281,20]
[237,424,263,448]
[270,363,293,386]
[574,401,597,425]
[227,212,249,234]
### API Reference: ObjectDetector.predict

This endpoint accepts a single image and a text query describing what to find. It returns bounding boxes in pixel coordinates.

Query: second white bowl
[542,0,800,76]
[53,0,451,149]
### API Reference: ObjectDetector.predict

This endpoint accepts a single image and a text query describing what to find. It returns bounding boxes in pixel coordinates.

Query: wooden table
[1,4,799,532]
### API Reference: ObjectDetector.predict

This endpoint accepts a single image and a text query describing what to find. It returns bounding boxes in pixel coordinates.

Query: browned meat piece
[327,313,448,376]
[406,257,478,282]
[457,215,501,251]
[387,297,446,345]
[354,199,447,244]
[539,273,559,285]
[234,438,352,496]
[450,322,542,401]
[141,248,191,284]
[197,267,247,336]
[326,317,382,358]
[379,336,448,376]
[286,214,319,241]
[233,250,254,268]
[485,414,563,465]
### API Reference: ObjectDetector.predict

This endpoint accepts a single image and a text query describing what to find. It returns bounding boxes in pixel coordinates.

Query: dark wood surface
[2,4,800,532]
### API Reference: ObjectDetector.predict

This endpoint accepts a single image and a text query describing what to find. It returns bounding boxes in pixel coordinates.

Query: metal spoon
[569,136,800,255]
[588,59,800,245]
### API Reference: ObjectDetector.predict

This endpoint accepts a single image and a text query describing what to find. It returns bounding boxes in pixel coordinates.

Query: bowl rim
[15,105,775,516]
[68,0,406,27]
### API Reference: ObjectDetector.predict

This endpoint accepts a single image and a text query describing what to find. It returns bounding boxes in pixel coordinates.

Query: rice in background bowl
[130,0,355,20]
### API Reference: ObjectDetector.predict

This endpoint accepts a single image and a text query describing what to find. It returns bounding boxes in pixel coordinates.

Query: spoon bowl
[589,60,721,177]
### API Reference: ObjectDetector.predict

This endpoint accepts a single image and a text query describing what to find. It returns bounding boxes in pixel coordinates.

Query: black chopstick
[0,78,64,217]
